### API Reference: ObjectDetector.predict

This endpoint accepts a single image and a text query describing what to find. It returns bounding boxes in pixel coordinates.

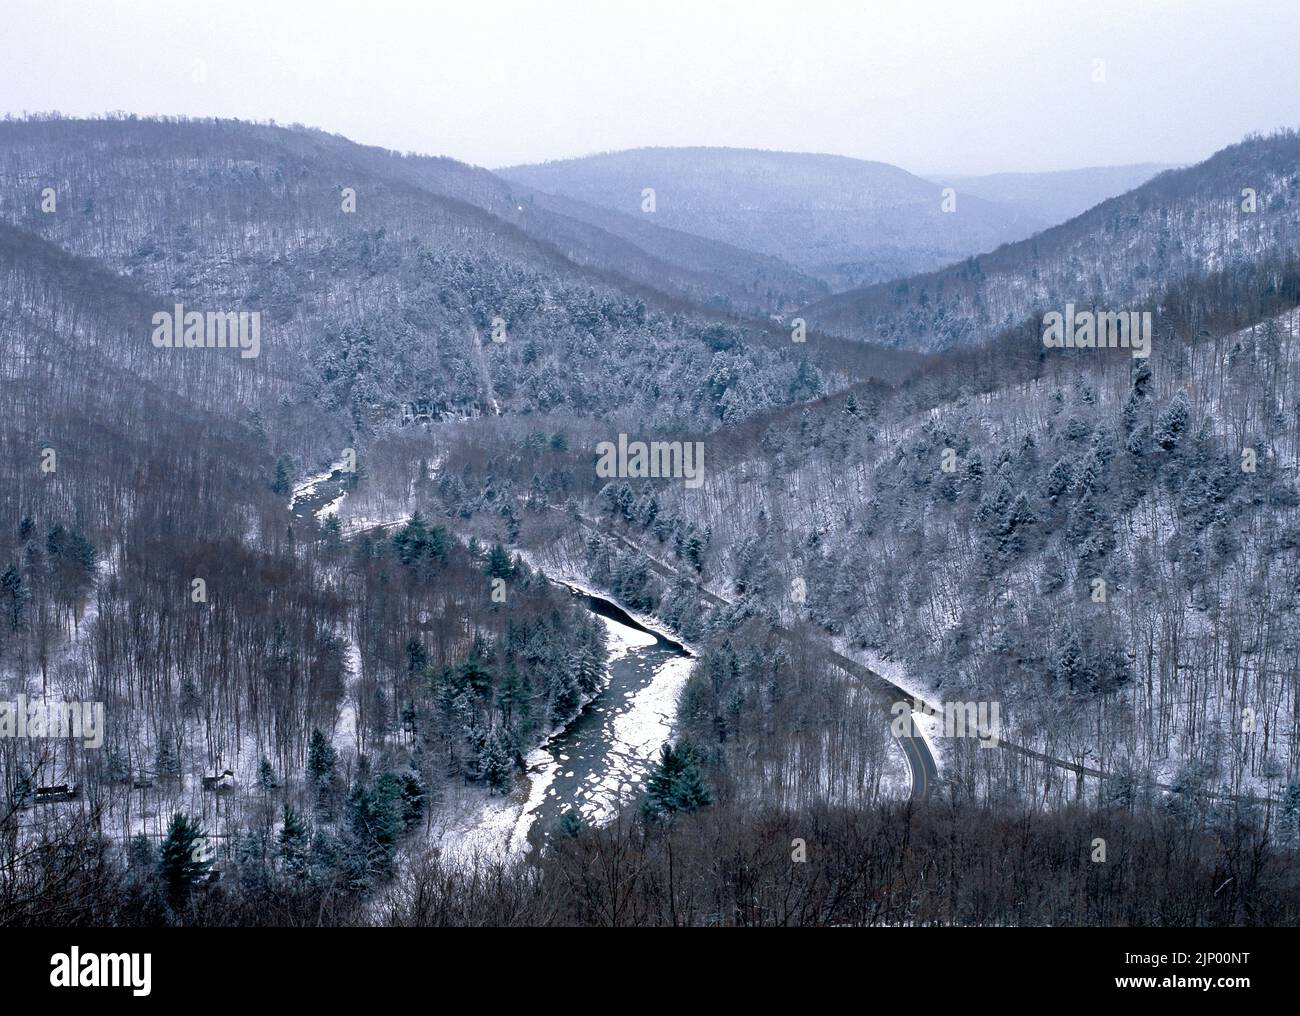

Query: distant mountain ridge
[500,146,1047,291]
[931,163,1179,228]
[803,131,1300,351]
[0,117,823,320]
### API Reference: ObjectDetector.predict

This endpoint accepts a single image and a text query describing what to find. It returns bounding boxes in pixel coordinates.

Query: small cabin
[201,769,235,791]
[32,784,79,804]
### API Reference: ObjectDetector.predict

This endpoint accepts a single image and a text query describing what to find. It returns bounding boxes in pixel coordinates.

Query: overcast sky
[4,0,1298,174]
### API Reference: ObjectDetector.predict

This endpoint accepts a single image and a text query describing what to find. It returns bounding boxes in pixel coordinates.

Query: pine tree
[159,812,211,900]
[0,565,26,631]
[306,727,338,815]
[496,663,528,728]
[277,805,311,878]
[548,664,581,725]
[458,637,495,695]
[1281,783,1300,845]
[1122,358,1153,435]
[406,638,428,678]
[257,757,276,791]
[481,728,517,792]
[1154,391,1191,451]
[397,769,426,828]
[155,732,181,779]
[346,771,404,875]
[270,455,294,495]
[641,741,712,821]
[557,809,586,838]
[484,542,514,580]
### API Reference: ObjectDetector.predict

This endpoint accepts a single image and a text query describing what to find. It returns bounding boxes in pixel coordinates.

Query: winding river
[520,590,691,851]
[288,469,694,856]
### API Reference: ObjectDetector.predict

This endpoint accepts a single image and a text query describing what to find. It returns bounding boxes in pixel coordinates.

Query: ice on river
[446,607,689,863]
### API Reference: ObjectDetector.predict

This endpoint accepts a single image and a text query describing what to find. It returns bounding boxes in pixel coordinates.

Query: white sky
[3,0,1298,174]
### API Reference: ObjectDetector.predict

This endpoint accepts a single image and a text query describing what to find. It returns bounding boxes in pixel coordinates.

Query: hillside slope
[805,131,1300,351]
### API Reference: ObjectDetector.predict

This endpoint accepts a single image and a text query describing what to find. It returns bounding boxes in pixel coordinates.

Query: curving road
[566,513,1286,808]
[336,504,1276,810]
[559,509,940,800]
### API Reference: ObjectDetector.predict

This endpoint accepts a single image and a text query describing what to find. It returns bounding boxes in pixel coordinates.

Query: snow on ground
[338,513,411,537]
[830,636,948,786]
[333,635,361,757]
[427,780,532,868]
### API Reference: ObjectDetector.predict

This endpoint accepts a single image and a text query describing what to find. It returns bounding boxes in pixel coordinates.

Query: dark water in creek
[523,587,690,850]
[286,473,693,853]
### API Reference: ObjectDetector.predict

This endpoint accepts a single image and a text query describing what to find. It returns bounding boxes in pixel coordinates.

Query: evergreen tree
[155,732,181,779]
[270,455,294,496]
[0,565,27,631]
[548,665,581,725]
[257,756,276,791]
[306,727,338,815]
[397,769,426,828]
[484,542,514,580]
[406,637,429,678]
[458,636,496,695]
[159,812,211,900]
[557,808,586,838]
[1154,391,1191,452]
[481,727,517,792]
[1122,358,1153,435]
[346,771,404,878]
[1281,783,1300,845]
[277,805,311,878]
[641,741,712,821]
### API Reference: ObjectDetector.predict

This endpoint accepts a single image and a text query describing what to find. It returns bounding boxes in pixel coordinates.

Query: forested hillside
[0,206,623,914]
[429,289,1300,812]
[4,115,1300,929]
[805,130,1300,350]
[0,117,916,461]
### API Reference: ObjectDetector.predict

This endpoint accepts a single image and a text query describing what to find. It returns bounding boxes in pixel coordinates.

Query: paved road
[559,510,941,801]
[311,488,939,801]
[895,720,938,802]
[350,508,1278,809]
[554,511,1283,807]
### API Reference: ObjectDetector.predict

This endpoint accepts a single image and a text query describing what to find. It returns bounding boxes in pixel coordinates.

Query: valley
[2,112,1299,931]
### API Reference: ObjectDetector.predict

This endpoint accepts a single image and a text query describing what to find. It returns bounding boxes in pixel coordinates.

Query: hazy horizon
[4,0,1298,176]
